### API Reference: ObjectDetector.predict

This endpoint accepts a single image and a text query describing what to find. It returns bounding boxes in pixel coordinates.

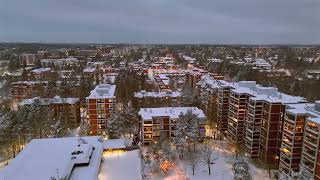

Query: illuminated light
[160,160,174,173]
[281,148,291,155]
[103,149,126,157]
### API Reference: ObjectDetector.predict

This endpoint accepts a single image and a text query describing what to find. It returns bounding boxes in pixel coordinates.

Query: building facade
[139,107,206,146]
[87,84,116,135]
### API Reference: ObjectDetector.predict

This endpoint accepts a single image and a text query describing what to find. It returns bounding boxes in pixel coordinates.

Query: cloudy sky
[0,0,319,44]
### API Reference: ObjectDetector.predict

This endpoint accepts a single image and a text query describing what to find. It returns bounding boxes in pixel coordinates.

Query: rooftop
[286,102,320,124]
[139,107,206,120]
[31,68,51,73]
[87,84,116,99]
[0,136,103,180]
[83,67,96,73]
[134,91,181,98]
[199,75,306,104]
[19,96,80,106]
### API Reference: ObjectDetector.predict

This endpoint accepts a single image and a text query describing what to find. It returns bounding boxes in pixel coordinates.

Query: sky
[0,0,319,44]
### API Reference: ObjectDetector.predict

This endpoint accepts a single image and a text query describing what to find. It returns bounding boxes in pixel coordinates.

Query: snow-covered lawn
[98,150,141,180]
[153,140,271,180]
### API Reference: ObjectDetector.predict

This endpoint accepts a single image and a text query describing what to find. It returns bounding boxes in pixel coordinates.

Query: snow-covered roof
[19,96,80,106]
[286,102,320,124]
[0,136,103,180]
[198,76,306,104]
[139,107,206,120]
[83,67,96,73]
[31,68,51,73]
[11,81,48,85]
[134,91,181,98]
[87,84,116,99]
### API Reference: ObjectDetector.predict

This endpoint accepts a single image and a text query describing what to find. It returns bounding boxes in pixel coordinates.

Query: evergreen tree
[173,110,199,156]
[106,112,121,139]
[181,84,196,106]
[232,156,252,180]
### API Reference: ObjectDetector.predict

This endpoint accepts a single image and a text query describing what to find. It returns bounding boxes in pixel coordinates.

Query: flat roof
[19,96,80,106]
[0,136,103,180]
[139,107,206,120]
[199,75,306,104]
[134,91,181,98]
[87,84,116,99]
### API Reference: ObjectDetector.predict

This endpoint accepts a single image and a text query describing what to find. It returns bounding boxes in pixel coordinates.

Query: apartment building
[244,96,264,158]
[196,75,230,132]
[21,53,37,66]
[217,84,232,132]
[278,103,314,177]
[139,107,206,145]
[30,68,52,80]
[133,90,180,108]
[83,67,97,81]
[10,81,47,101]
[300,101,320,179]
[186,67,209,91]
[227,82,255,144]
[87,84,116,135]
[20,96,81,127]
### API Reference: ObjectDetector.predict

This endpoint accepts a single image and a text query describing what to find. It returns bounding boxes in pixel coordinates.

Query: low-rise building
[139,107,206,145]
[0,136,103,180]
[10,81,48,101]
[20,96,81,127]
[30,68,52,80]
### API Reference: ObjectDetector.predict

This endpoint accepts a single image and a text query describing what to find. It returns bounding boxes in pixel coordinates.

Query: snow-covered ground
[154,140,270,180]
[69,126,81,137]
[98,150,141,180]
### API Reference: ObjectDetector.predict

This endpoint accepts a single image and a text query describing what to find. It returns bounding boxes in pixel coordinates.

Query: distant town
[0,43,320,180]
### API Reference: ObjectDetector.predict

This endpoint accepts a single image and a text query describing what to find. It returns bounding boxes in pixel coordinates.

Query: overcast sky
[0,0,319,44]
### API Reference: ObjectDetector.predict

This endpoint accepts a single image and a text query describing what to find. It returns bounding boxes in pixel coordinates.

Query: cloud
[0,0,319,43]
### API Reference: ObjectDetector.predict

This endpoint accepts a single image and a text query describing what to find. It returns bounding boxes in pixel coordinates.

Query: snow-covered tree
[106,111,121,139]
[121,101,139,137]
[173,110,199,156]
[145,140,175,175]
[199,142,215,175]
[232,156,252,180]
[187,144,200,176]
[290,164,313,180]
[181,84,196,106]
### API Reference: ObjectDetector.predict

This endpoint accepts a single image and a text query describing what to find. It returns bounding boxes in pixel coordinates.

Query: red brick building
[87,84,116,135]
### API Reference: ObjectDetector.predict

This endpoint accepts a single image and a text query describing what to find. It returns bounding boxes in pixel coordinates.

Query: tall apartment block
[217,85,232,132]
[87,84,116,135]
[278,103,313,177]
[139,107,206,145]
[244,96,264,158]
[227,82,256,144]
[196,75,230,132]
[300,101,320,179]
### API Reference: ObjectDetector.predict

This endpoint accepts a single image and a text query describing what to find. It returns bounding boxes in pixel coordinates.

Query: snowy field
[98,149,141,180]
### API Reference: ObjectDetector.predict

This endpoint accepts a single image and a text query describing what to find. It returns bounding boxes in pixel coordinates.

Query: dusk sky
[1,0,319,44]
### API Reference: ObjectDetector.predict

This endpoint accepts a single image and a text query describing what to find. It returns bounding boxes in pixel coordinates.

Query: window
[97,104,105,109]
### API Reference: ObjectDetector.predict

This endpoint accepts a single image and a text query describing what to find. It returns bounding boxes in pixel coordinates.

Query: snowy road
[98,150,141,180]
